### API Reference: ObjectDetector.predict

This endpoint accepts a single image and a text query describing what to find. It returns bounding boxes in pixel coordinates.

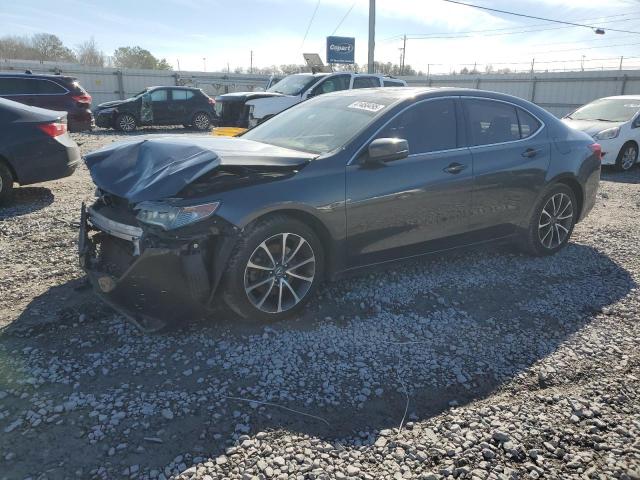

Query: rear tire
[222,215,324,323]
[192,112,211,131]
[0,161,15,205]
[615,141,638,171]
[519,183,577,256]
[115,113,137,132]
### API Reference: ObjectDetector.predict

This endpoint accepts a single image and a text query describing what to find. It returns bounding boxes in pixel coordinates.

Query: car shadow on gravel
[0,186,54,219]
[0,242,636,478]
[601,167,640,184]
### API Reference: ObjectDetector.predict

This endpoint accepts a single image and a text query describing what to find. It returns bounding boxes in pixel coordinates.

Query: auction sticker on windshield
[348,101,386,113]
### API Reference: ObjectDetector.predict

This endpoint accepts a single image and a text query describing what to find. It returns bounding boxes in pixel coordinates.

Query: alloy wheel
[621,145,638,170]
[119,115,136,132]
[243,233,316,314]
[194,113,210,130]
[538,193,573,249]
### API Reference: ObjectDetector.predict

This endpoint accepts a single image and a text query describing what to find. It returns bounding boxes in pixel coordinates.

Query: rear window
[383,80,405,87]
[38,80,67,94]
[353,77,381,89]
[172,89,195,101]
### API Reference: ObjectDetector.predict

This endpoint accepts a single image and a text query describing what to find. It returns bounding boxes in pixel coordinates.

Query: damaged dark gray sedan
[79,88,601,330]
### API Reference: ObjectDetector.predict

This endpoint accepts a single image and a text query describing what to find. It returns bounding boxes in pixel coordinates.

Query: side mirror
[366,138,409,164]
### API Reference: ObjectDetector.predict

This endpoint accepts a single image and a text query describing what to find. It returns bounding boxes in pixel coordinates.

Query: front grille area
[218,101,248,127]
[91,232,137,278]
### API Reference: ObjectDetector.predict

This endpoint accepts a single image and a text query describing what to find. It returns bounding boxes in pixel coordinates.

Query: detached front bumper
[78,203,233,332]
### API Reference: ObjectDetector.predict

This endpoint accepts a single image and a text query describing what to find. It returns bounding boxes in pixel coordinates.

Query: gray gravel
[0,129,639,480]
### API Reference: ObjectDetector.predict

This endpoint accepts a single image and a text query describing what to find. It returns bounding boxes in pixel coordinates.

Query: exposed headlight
[594,127,620,140]
[135,201,220,230]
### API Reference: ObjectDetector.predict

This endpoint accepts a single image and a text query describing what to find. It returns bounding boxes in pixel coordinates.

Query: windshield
[569,98,640,122]
[242,95,392,154]
[132,89,149,98]
[266,74,319,96]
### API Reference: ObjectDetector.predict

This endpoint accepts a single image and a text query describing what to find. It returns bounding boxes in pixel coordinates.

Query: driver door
[345,98,474,267]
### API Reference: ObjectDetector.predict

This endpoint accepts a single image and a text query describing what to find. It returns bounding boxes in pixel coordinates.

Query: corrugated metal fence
[401,70,640,117]
[2,59,640,117]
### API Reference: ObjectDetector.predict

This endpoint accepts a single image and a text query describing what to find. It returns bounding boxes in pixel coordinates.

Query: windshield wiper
[594,118,617,122]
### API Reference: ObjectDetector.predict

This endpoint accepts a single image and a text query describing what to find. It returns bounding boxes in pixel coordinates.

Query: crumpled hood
[84,136,315,202]
[96,98,136,109]
[561,118,624,136]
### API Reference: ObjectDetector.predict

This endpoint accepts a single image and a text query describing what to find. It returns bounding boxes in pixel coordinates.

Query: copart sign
[326,36,355,64]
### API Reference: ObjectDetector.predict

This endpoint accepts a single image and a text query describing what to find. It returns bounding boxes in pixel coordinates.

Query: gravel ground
[0,129,639,480]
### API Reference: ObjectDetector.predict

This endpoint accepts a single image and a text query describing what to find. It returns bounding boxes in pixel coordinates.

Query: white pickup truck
[214,72,406,130]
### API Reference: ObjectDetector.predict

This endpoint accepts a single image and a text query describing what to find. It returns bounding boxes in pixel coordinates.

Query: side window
[378,99,457,154]
[383,80,404,87]
[313,75,350,95]
[172,90,194,101]
[0,78,27,94]
[353,76,380,89]
[464,99,520,146]
[516,108,542,139]
[150,89,168,102]
[37,80,66,94]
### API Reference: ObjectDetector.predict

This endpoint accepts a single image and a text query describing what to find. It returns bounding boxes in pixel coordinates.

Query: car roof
[597,95,640,101]
[148,85,200,90]
[0,72,76,82]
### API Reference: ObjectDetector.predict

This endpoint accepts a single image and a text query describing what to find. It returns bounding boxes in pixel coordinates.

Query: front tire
[222,215,324,322]
[615,141,638,171]
[519,184,577,256]
[115,113,137,132]
[0,161,15,205]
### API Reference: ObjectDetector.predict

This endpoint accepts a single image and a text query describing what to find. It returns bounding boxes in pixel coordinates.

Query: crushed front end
[78,192,238,332]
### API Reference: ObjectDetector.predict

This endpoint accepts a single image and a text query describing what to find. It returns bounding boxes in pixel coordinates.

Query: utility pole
[250,50,253,74]
[530,58,535,74]
[400,34,406,75]
[203,57,207,72]
[619,56,624,70]
[367,0,375,73]
[581,55,585,71]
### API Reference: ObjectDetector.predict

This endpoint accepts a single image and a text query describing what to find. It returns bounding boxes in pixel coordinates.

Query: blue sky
[2,0,640,73]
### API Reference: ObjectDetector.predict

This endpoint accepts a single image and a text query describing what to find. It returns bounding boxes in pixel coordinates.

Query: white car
[214,73,407,130]
[562,95,640,171]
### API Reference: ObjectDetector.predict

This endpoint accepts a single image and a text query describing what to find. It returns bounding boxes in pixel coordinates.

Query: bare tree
[75,37,105,66]
[31,33,76,62]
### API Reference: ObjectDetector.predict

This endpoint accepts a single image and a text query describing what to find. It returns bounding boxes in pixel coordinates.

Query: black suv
[94,86,217,132]
[0,73,93,132]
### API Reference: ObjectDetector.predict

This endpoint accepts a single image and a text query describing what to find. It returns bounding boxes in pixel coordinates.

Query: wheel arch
[241,208,337,277]
[553,175,584,221]
[0,154,18,184]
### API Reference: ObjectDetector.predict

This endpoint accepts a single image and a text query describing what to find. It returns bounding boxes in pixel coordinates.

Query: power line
[331,1,356,36]
[301,0,321,48]
[441,0,640,35]
[380,13,640,42]
[381,12,640,41]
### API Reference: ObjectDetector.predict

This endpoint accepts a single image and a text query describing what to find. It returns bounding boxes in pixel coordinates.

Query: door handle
[443,162,467,174]
[521,148,538,158]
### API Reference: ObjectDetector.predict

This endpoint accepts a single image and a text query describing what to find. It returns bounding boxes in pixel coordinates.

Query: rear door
[346,97,474,266]
[169,89,193,123]
[149,88,171,124]
[462,97,549,235]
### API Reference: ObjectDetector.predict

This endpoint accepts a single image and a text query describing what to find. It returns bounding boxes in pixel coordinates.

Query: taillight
[589,143,602,161]
[37,122,67,137]
[72,94,92,105]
